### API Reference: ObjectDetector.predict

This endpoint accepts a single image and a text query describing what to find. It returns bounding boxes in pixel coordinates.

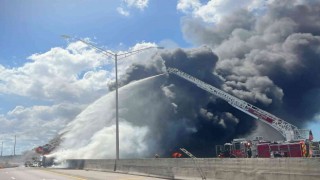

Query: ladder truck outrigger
[167,68,318,158]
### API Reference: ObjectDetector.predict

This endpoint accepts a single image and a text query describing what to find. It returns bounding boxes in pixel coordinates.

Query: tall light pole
[13,135,16,156]
[62,35,163,160]
[1,141,3,156]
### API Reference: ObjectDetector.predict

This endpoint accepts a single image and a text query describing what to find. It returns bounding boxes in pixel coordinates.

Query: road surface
[0,167,169,180]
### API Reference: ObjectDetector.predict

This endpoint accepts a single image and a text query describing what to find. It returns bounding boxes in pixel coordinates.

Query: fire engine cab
[216,138,252,158]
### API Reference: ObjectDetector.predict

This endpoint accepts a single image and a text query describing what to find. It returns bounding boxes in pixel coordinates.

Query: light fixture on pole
[62,35,163,160]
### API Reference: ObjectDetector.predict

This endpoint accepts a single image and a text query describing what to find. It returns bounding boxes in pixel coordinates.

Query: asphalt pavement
[0,167,169,180]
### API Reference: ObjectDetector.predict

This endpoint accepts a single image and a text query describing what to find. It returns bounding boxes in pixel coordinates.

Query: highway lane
[0,167,78,180]
[0,167,170,180]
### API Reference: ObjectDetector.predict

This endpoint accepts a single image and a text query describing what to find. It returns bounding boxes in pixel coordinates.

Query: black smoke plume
[106,48,256,157]
[113,0,320,157]
[181,0,320,127]
[52,0,320,158]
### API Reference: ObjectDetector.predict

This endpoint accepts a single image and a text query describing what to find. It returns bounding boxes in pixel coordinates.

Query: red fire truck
[256,141,308,157]
[216,138,252,158]
[216,137,315,158]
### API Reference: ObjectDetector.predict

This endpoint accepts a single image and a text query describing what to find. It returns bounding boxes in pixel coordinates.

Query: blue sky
[0,0,319,156]
[0,0,192,155]
[0,0,187,67]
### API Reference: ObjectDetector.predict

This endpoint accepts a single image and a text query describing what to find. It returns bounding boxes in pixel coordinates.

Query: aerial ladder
[167,68,307,141]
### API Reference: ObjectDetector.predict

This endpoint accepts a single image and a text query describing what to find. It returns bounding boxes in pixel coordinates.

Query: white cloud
[0,40,159,103]
[117,0,149,16]
[0,42,112,103]
[117,7,130,16]
[0,40,161,103]
[177,0,269,23]
[177,0,201,13]
[0,40,160,155]
[0,103,83,155]
[124,0,149,10]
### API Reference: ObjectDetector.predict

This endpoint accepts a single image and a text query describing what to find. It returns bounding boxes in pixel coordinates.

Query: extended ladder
[167,67,306,141]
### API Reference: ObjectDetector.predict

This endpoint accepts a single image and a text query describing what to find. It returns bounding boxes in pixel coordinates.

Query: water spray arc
[61,35,163,160]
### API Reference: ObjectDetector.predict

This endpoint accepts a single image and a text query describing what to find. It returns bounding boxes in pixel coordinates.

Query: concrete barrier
[0,156,22,168]
[65,158,320,180]
[84,159,116,172]
[0,163,19,169]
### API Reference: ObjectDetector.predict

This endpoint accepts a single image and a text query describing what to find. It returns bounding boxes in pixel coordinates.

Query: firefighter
[224,149,231,157]
[247,147,252,158]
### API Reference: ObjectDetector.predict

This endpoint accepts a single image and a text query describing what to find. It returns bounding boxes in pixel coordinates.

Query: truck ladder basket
[180,148,206,180]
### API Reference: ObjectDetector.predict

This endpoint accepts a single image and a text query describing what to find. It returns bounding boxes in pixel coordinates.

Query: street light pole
[13,135,16,156]
[61,35,163,160]
[115,53,119,160]
[1,141,3,156]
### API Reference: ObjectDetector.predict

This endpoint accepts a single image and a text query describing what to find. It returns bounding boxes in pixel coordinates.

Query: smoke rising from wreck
[182,0,320,127]
[51,0,320,158]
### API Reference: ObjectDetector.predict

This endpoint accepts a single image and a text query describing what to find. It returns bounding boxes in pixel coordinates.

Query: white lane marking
[11,177,16,180]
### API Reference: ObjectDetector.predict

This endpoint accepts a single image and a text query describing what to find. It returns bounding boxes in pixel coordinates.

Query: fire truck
[167,68,317,158]
[216,138,252,158]
[257,140,308,157]
[215,137,317,158]
[34,134,62,155]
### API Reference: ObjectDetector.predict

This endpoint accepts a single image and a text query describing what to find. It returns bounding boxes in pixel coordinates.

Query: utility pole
[115,53,119,160]
[13,135,16,156]
[1,141,3,156]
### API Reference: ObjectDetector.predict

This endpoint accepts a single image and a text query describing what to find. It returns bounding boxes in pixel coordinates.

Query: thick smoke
[119,48,256,156]
[51,48,255,159]
[183,0,320,126]
[51,0,320,159]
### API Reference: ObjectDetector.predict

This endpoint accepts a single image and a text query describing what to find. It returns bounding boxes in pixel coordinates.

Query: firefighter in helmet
[247,147,252,158]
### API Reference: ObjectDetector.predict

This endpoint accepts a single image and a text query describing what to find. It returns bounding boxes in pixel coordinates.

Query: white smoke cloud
[52,122,148,161]
[52,74,168,159]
